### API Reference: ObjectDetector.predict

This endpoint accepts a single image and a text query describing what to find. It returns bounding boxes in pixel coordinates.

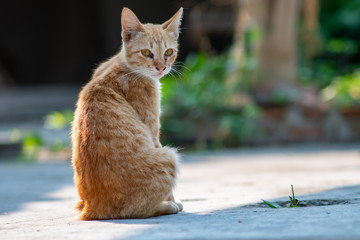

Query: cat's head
[121,7,183,80]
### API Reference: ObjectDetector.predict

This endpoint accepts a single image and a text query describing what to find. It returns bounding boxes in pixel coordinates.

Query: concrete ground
[0,144,359,240]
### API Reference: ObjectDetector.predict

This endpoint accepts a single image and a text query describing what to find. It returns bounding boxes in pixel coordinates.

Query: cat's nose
[155,66,166,73]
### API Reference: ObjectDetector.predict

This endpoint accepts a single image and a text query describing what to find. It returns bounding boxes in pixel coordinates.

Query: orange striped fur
[72,7,183,220]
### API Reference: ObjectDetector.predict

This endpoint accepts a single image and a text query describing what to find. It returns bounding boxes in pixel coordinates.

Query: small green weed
[262,184,300,209]
[262,199,281,208]
[289,184,299,207]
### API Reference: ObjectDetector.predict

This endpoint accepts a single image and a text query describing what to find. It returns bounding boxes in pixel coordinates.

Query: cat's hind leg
[121,146,181,219]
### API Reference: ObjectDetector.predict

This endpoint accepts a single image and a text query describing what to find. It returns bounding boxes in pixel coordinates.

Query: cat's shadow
[100,210,195,225]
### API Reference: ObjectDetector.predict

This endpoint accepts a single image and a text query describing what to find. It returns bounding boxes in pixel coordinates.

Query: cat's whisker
[132,71,150,85]
[170,66,182,74]
[174,65,190,74]
[168,70,180,80]
[169,66,185,80]
[120,69,146,83]
[172,61,188,70]
[118,70,142,81]
[167,71,181,87]
[171,63,189,78]
[118,70,145,90]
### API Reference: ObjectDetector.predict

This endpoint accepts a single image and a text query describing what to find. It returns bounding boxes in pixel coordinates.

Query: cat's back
[73,64,150,142]
[73,64,130,140]
[76,62,130,119]
[77,54,127,105]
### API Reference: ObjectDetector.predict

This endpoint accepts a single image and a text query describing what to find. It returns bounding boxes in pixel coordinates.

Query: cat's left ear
[162,7,183,39]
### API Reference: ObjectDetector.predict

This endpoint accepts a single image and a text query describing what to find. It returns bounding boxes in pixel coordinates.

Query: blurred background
[1,0,360,162]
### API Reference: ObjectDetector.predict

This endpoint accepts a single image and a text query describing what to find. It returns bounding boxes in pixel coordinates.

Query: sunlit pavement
[0,144,359,240]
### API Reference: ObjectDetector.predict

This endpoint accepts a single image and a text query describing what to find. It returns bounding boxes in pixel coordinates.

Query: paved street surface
[0,144,359,240]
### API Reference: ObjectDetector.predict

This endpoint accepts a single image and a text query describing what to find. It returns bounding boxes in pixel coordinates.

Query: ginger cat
[72,7,183,220]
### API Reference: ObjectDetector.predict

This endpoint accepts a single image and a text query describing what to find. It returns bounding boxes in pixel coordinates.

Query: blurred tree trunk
[229,0,249,71]
[231,0,300,102]
[301,0,322,62]
[260,0,299,90]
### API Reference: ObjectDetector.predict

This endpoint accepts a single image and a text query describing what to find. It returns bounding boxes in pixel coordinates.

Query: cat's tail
[75,200,84,212]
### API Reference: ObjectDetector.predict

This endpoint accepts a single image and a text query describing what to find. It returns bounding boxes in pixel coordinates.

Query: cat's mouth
[153,72,165,78]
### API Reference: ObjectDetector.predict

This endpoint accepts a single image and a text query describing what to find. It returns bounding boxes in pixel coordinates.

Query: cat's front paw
[176,200,183,211]
[170,201,180,213]
[167,192,183,211]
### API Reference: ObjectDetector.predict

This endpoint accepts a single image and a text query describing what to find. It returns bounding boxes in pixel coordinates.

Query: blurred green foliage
[321,70,360,108]
[301,0,360,89]
[44,110,73,152]
[161,52,262,149]
[11,110,73,162]
[21,131,44,161]
[9,128,22,143]
[44,110,73,130]
[161,1,360,149]
[163,52,234,111]
[50,138,67,152]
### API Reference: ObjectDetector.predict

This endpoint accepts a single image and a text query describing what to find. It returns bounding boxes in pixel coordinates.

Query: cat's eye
[164,48,174,57]
[141,49,153,58]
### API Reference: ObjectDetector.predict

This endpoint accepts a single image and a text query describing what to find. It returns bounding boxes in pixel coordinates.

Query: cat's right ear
[162,7,183,39]
[121,7,145,42]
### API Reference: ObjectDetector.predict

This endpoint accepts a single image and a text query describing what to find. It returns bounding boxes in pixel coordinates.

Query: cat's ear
[162,7,183,39]
[121,7,145,42]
